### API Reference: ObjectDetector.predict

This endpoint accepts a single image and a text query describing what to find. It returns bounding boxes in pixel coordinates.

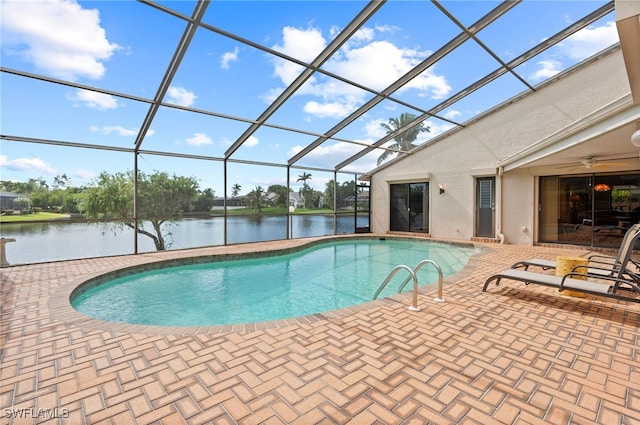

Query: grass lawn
[0,212,70,223]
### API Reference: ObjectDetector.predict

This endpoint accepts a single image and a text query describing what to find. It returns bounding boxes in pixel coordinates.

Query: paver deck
[1,235,639,424]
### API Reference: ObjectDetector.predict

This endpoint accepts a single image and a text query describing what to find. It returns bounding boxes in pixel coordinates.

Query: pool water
[72,238,477,326]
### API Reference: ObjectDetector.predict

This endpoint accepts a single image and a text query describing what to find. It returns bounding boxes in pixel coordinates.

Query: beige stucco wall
[369,49,632,245]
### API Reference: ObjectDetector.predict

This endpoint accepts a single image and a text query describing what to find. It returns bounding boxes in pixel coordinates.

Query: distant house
[288,193,305,209]
[212,196,244,208]
[342,191,369,209]
[266,192,279,205]
[0,192,20,211]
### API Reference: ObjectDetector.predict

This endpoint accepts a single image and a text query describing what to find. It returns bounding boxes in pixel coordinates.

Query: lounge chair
[510,223,640,277]
[483,227,640,303]
[482,269,640,303]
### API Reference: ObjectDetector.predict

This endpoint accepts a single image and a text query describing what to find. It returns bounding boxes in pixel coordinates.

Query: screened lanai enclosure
[0,0,631,265]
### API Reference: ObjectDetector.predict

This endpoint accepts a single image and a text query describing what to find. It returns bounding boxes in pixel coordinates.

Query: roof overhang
[498,97,640,172]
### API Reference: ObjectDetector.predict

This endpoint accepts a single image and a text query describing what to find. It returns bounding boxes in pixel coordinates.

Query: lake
[0,215,368,266]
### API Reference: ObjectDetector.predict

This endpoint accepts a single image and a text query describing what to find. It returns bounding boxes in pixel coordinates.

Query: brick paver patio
[1,235,638,424]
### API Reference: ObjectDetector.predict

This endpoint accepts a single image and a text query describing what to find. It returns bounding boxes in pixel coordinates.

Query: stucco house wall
[369,48,633,245]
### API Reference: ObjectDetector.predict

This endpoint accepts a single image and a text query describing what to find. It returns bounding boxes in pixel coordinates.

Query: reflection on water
[0,215,368,265]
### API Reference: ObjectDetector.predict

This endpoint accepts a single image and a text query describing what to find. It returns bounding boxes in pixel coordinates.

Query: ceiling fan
[559,156,637,171]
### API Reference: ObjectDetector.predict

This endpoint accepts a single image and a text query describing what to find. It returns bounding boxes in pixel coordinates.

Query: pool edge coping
[49,234,488,336]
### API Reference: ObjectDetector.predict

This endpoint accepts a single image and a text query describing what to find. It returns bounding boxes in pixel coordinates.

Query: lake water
[1,215,367,265]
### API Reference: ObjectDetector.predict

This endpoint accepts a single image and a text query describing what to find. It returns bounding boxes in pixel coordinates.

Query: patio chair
[483,227,640,303]
[510,223,640,277]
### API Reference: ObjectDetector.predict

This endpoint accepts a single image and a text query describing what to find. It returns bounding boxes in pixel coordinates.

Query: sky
[0,0,619,197]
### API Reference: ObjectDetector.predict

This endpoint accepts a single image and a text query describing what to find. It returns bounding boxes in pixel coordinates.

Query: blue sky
[0,0,618,196]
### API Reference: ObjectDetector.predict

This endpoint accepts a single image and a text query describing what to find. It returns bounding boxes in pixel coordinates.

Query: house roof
[0,192,20,198]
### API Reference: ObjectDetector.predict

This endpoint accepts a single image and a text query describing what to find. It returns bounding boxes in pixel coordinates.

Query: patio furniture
[510,223,640,277]
[482,268,640,303]
[483,227,640,303]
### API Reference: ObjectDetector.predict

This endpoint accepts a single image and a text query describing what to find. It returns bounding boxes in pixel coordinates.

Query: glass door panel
[540,175,592,245]
[409,183,428,232]
[390,183,429,233]
[592,174,640,248]
[539,173,640,248]
[390,184,410,231]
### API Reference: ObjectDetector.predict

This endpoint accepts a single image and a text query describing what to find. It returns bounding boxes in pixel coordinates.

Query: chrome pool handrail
[397,259,445,303]
[372,265,421,311]
[373,259,445,311]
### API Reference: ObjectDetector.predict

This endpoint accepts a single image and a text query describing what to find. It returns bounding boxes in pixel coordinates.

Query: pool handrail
[372,265,421,311]
[397,259,445,303]
[373,259,445,311]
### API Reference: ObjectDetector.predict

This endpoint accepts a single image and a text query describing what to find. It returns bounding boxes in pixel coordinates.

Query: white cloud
[221,46,239,69]
[350,27,374,44]
[245,135,259,147]
[560,21,618,61]
[530,21,618,82]
[286,142,361,168]
[442,110,461,121]
[0,0,120,81]
[0,155,57,175]
[308,140,381,171]
[375,24,400,34]
[288,145,303,156]
[90,125,136,136]
[529,59,563,81]
[422,118,454,138]
[166,86,196,107]
[271,26,327,86]
[268,26,451,119]
[67,89,118,109]
[364,118,387,139]
[274,26,327,63]
[183,133,212,146]
[303,101,354,119]
[329,40,448,96]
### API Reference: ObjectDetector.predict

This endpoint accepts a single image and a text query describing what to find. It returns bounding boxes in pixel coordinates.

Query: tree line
[1,172,364,214]
[2,172,363,250]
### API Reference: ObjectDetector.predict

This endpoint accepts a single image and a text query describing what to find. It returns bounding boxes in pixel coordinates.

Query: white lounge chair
[510,223,640,278]
[483,269,639,302]
[483,227,640,303]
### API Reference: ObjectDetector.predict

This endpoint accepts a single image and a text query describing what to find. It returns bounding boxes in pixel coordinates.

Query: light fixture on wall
[439,184,445,194]
[593,183,611,192]
[632,128,640,157]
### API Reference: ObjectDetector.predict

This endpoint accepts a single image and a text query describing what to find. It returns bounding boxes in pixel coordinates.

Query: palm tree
[377,112,430,165]
[246,186,270,212]
[231,183,241,197]
[296,172,312,209]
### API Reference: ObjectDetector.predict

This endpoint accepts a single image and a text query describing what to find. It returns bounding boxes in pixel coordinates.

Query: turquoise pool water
[71,238,477,326]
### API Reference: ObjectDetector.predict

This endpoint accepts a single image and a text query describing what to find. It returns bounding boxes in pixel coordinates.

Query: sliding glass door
[539,173,640,248]
[390,183,429,233]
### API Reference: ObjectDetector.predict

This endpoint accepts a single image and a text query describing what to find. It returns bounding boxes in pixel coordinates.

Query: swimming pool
[71,237,478,326]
